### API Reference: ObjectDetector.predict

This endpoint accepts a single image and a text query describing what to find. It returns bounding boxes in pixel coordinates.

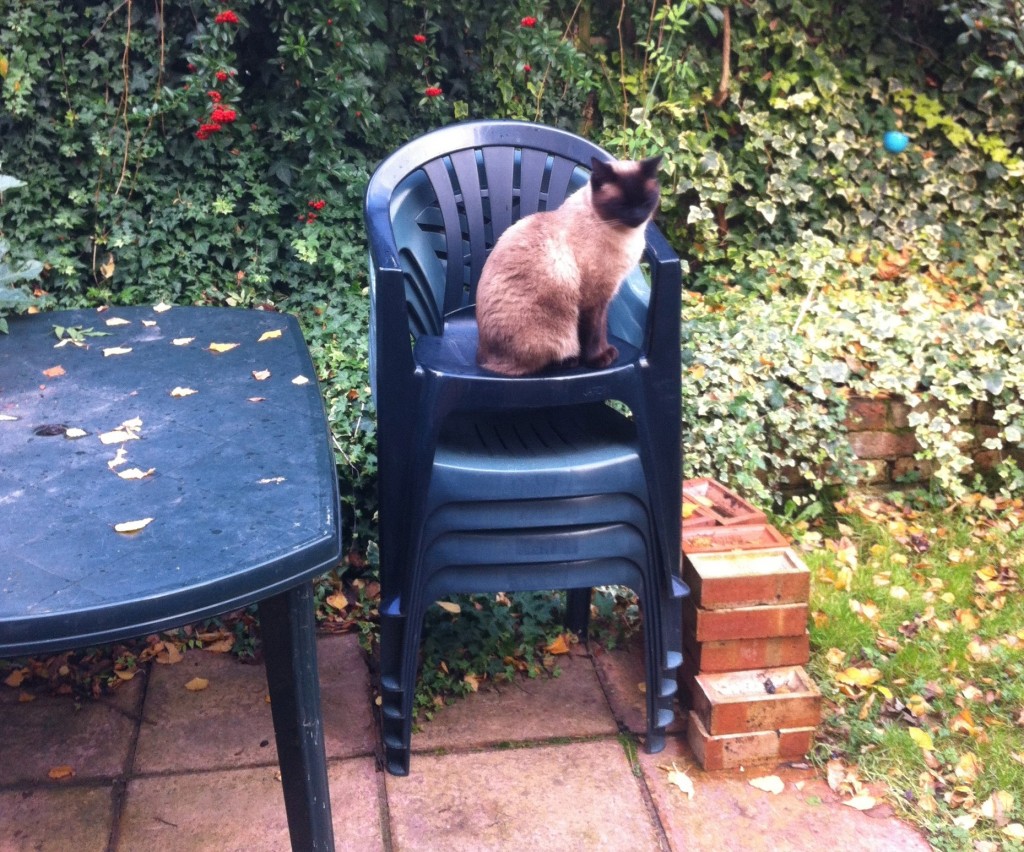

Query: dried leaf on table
[103,346,133,357]
[113,517,154,534]
[258,329,283,342]
[153,302,172,312]
[170,387,198,398]
[172,337,194,346]
[116,467,155,480]
[105,317,131,327]
[207,342,240,354]
[64,427,88,439]
[252,370,271,381]
[42,365,65,378]
[291,375,310,385]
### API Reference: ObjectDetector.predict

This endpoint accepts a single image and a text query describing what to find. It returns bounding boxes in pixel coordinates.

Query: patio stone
[636,734,932,852]
[386,739,664,851]
[0,676,144,785]
[0,784,115,852]
[118,757,382,852]
[134,634,374,773]
[411,646,617,752]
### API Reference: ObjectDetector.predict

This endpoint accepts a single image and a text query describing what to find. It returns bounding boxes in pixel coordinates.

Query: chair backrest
[366,121,614,339]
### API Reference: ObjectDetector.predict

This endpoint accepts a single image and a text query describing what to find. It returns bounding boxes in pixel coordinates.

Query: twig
[711,6,731,108]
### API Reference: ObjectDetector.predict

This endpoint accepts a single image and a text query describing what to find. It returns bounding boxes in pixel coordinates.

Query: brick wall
[844,394,1007,487]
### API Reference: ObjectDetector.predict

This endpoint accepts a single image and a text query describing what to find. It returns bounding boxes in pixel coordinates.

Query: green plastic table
[0,305,341,850]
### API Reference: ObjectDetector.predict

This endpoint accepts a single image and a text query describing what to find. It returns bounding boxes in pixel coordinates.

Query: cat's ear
[639,155,663,176]
[590,157,615,188]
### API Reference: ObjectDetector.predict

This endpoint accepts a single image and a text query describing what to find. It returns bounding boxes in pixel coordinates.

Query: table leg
[259,583,335,852]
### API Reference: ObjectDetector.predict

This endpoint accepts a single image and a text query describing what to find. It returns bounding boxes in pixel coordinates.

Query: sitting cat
[475,154,662,377]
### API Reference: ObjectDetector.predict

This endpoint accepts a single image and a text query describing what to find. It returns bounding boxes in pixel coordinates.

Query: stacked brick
[680,478,821,770]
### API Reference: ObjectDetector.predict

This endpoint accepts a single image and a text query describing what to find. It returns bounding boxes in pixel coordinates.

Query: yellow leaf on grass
[208,342,240,353]
[184,677,209,692]
[170,387,198,398]
[1003,823,1024,841]
[103,346,133,357]
[950,708,980,737]
[258,329,283,342]
[908,727,934,751]
[843,794,877,811]
[436,600,460,615]
[47,765,75,780]
[545,634,571,655]
[954,752,981,782]
[114,518,154,534]
[326,593,348,611]
[748,775,785,795]
[835,666,882,687]
[981,790,1014,823]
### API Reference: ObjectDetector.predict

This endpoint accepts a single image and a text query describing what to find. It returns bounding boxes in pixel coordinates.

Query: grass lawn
[794,491,1024,851]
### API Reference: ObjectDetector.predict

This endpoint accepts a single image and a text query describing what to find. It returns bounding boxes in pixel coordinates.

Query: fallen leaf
[666,764,695,799]
[0,414,19,421]
[3,669,26,688]
[105,317,131,327]
[835,666,882,687]
[953,814,978,830]
[843,794,877,811]
[184,677,209,692]
[64,427,88,439]
[172,337,194,346]
[463,673,481,692]
[113,669,136,681]
[116,467,155,480]
[1003,823,1024,841]
[103,346,133,357]
[247,397,266,403]
[153,302,172,312]
[107,447,128,470]
[326,593,348,611]
[99,254,115,279]
[204,638,234,654]
[170,387,198,398]
[258,476,286,485]
[114,518,154,534]
[545,634,571,655]
[436,600,461,615]
[98,429,139,444]
[981,790,1013,825]
[142,320,157,327]
[155,643,183,665]
[258,329,283,342]
[47,765,75,780]
[908,727,934,751]
[291,375,310,385]
[43,365,65,378]
[749,775,785,795]
[207,342,240,353]
[252,369,271,381]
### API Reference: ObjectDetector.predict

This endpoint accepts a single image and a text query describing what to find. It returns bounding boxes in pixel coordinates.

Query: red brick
[686,712,815,770]
[891,456,935,482]
[682,523,789,555]
[683,547,810,610]
[845,397,889,431]
[848,430,919,460]
[682,478,766,526]
[690,666,822,736]
[684,599,808,642]
[684,632,810,673]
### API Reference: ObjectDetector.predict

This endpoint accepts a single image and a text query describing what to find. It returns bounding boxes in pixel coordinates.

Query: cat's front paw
[585,345,618,369]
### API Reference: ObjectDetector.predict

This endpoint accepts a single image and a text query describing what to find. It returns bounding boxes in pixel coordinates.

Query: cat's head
[589,155,662,229]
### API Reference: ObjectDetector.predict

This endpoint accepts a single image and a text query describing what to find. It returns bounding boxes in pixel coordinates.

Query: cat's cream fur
[475,155,661,376]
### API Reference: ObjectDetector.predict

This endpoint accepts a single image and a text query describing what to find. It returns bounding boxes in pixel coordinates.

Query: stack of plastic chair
[364,119,687,776]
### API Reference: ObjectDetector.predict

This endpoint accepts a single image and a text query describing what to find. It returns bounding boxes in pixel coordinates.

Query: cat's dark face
[589,155,662,229]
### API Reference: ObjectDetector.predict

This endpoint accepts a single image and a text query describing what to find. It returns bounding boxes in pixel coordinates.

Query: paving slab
[0,677,143,785]
[386,739,665,851]
[412,646,617,752]
[118,757,382,852]
[0,784,115,852]
[636,734,933,852]
[134,635,374,773]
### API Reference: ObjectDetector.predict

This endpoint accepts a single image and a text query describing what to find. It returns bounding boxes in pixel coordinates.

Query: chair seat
[414,307,641,380]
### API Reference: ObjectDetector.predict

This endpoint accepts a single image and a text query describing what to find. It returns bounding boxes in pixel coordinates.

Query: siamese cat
[475,154,662,377]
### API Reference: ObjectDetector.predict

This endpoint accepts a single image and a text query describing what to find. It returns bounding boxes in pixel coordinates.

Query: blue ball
[883,131,909,154]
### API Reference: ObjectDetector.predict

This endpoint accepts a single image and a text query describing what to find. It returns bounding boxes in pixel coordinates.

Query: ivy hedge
[1,0,1023,544]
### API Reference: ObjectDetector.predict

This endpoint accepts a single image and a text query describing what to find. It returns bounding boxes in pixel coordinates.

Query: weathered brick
[690,666,822,736]
[684,632,810,673]
[683,547,810,610]
[682,523,789,555]
[848,429,919,460]
[892,456,935,482]
[684,600,809,642]
[686,712,816,770]
[845,397,889,431]
[683,478,766,526]
[850,458,890,485]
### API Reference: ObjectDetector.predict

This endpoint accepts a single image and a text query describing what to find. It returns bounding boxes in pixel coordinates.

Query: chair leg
[258,584,335,851]
[564,587,592,638]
